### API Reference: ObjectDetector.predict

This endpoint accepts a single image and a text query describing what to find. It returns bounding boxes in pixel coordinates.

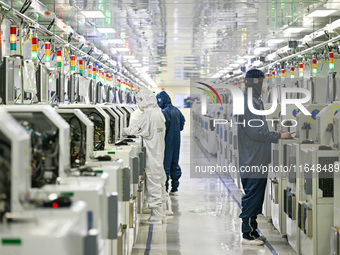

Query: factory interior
[2,0,340,254]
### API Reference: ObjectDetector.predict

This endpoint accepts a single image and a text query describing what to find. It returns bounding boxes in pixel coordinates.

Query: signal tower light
[312,58,317,74]
[93,66,97,80]
[106,73,109,84]
[45,42,51,66]
[31,37,38,60]
[10,26,17,55]
[329,52,335,70]
[281,69,285,79]
[291,67,295,79]
[272,71,276,79]
[98,69,101,82]
[266,73,270,83]
[71,55,76,73]
[56,50,62,68]
[79,60,84,75]
[299,63,304,78]
[88,63,93,78]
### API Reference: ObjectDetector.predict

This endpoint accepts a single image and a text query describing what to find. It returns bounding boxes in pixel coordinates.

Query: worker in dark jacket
[238,69,291,245]
[156,91,185,195]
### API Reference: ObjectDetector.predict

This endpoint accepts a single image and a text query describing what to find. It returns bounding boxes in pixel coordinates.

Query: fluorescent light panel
[97,28,116,33]
[306,10,337,17]
[284,27,305,33]
[107,39,124,44]
[128,59,139,63]
[267,39,285,44]
[116,48,129,52]
[81,11,106,18]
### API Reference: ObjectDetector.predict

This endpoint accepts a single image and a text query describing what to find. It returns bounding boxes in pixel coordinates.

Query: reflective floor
[132,134,297,255]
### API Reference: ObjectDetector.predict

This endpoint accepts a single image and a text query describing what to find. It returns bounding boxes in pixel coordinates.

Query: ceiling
[16,0,340,87]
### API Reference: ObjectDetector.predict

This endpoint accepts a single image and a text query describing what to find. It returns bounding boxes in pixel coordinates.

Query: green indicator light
[299,73,304,78]
[57,62,61,68]
[291,75,295,79]
[313,69,317,74]
[61,192,74,197]
[45,56,50,63]
[88,74,92,78]
[79,70,83,74]
[94,170,103,174]
[107,151,115,155]
[93,75,96,80]
[10,44,16,51]
[2,239,21,245]
[71,66,75,71]
[330,63,335,70]
[32,52,38,59]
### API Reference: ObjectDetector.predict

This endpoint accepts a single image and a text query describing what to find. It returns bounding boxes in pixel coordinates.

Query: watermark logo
[197,82,311,116]
[196,82,223,106]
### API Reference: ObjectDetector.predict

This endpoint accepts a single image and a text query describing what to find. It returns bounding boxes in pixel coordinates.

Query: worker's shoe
[241,238,264,246]
[163,199,174,216]
[252,231,266,241]
[141,207,164,225]
[142,208,151,214]
[169,191,178,196]
[256,236,267,241]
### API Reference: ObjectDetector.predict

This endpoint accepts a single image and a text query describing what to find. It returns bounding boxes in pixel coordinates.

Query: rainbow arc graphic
[196,82,222,106]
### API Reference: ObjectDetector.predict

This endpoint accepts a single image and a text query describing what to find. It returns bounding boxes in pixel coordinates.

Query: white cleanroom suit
[123,90,167,222]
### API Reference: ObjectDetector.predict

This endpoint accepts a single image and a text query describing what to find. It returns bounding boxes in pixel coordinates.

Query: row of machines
[192,64,340,254]
[0,56,146,255]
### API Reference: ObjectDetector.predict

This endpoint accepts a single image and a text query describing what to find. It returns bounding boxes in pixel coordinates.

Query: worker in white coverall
[123,90,168,224]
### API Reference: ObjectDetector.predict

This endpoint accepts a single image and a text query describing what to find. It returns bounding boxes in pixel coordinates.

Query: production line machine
[270,72,340,254]
[0,108,94,255]
[2,105,118,254]
[56,106,144,253]
[58,104,146,248]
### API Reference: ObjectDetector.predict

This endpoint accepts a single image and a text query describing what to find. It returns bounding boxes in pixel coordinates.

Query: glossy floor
[131,134,297,255]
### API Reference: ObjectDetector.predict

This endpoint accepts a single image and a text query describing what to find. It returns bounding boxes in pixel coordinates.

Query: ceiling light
[306,10,337,18]
[128,59,139,63]
[236,59,247,64]
[254,47,270,55]
[267,52,277,61]
[97,28,116,33]
[284,27,305,33]
[116,48,129,52]
[266,39,285,44]
[81,11,106,18]
[242,55,255,59]
[277,45,290,53]
[132,63,142,67]
[107,39,124,44]
[123,55,136,59]
[252,60,263,67]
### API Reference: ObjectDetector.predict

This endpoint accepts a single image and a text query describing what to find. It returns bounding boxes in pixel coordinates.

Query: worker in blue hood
[237,69,291,245]
[156,91,185,195]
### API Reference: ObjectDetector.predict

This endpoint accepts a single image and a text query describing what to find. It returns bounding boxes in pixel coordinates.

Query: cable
[19,0,32,14]
[47,19,54,31]
[68,115,84,165]
[88,111,105,150]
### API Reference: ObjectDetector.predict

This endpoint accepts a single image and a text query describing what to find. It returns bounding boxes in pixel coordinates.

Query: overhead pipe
[0,0,148,89]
